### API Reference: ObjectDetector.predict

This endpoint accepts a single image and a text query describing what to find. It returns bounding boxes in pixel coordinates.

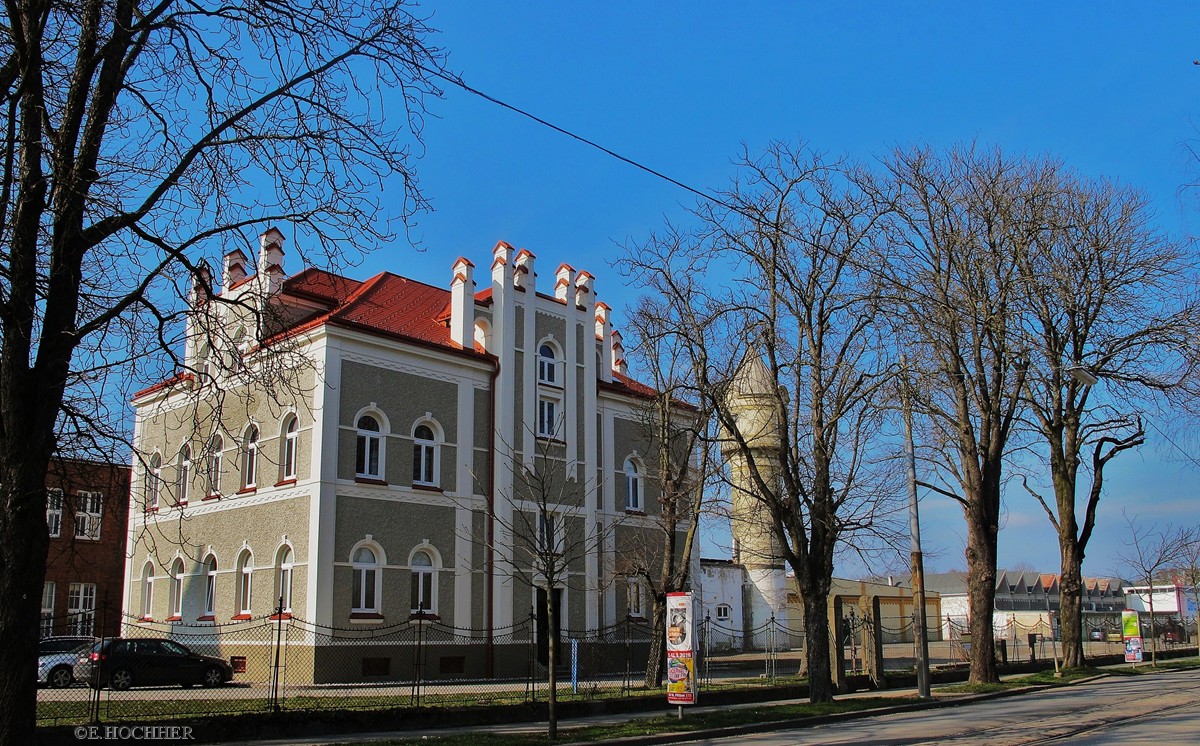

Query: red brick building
[41,458,131,638]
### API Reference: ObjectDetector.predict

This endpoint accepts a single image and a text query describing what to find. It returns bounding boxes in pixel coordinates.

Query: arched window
[141,562,154,619]
[198,343,213,380]
[352,546,381,613]
[236,549,253,616]
[355,415,382,479]
[276,546,294,614]
[242,425,259,489]
[411,423,438,486]
[176,445,191,505]
[169,558,185,619]
[146,453,162,511]
[206,434,223,497]
[537,342,560,385]
[281,416,299,480]
[624,458,643,512]
[203,555,217,617]
[410,550,435,615]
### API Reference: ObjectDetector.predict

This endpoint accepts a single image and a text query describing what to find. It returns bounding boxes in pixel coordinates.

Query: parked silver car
[37,636,94,688]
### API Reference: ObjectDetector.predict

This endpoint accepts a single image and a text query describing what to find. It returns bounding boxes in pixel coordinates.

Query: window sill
[411,483,443,493]
[349,612,384,624]
[409,612,440,622]
[230,613,253,621]
[145,506,160,514]
[196,615,215,622]
[537,381,564,391]
[202,494,221,502]
[269,612,293,621]
[625,509,646,517]
[536,436,566,445]
[354,477,388,486]
[236,486,257,496]
[165,615,182,622]
[138,616,154,623]
[274,478,297,488]
[177,501,188,509]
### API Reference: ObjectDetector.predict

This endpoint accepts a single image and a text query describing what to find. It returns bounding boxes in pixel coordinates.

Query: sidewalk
[211,675,1039,746]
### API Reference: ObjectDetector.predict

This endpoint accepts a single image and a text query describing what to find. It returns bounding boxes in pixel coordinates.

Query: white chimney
[514,249,536,291]
[575,271,594,311]
[611,328,628,376]
[222,249,248,293]
[449,256,475,349]
[492,241,514,287]
[258,227,286,296]
[190,262,213,306]
[554,263,575,302]
[595,302,613,383]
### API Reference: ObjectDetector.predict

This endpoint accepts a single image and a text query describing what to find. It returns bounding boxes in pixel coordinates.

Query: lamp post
[900,355,931,699]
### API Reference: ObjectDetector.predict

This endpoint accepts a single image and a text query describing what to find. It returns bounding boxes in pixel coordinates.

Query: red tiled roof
[133,372,194,399]
[283,267,364,306]
[325,273,457,348]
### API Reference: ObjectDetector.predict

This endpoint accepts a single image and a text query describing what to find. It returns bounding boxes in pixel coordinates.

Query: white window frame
[206,434,223,497]
[203,555,217,617]
[627,577,645,618]
[537,341,563,386]
[276,545,294,614]
[282,416,299,480]
[169,558,185,618]
[351,544,382,614]
[68,582,96,636]
[146,453,162,511]
[409,548,437,615]
[624,457,643,512]
[355,414,384,479]
[237,550,254,616]
[141,563,154,619]
[176,445,191,505]
[537,511,562,557]
[537,394,563,439]
[242,425,259,489]
[74,491,103,540]
[46,489,63,538]
[715,603,732,622]
[411,421,439,487]
[40,582,55,637]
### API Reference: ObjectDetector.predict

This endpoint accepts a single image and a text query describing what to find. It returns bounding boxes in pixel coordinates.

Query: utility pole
[901,356,931,699]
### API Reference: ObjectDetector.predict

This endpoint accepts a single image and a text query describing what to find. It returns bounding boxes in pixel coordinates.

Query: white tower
[721,351,790,647]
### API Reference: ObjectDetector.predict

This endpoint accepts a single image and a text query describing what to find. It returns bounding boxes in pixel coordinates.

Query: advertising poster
[665,591,697,705]
[1122,609,1143,663]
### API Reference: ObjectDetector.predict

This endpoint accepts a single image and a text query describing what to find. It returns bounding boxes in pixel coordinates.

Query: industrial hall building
[124,229,689,682]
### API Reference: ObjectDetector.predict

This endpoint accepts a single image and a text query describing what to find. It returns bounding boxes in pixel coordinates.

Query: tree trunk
[0,466,52,746]
[965,512,999,683]
[1058,544,1085,668]
[546,589,557,741]
[802,590,834,702]
[644,598,666,688]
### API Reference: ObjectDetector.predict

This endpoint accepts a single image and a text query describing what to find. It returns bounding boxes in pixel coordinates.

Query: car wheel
[109,668,133,691]
[48,666,74,689]
[201,666,224,688]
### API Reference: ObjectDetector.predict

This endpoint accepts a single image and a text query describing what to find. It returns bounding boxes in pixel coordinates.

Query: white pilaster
[308,334,340,628]
[516,250,537,471]
[454,377,476,628]
[491,242,517,629]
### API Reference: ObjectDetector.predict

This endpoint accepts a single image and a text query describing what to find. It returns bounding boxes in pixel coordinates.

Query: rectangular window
[538,512,560,555]
[356,435,381,478]
[40,582,55,637]
[410,571,433,614]
[283,429,298,480]
[46,489,63,538]
[537,396,561,439]
[627,578,643,618]
[68,583,96,636]
[74,492,103,540]
[239,568,253,615]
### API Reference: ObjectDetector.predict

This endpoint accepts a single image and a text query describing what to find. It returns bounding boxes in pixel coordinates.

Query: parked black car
[79,638,233,690]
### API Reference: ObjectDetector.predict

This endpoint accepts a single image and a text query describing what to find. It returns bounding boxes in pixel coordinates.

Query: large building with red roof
[122,229,689,683]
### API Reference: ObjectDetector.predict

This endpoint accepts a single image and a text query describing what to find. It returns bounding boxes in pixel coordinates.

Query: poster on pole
[1122,610,1143,663]
[665,591,697,705]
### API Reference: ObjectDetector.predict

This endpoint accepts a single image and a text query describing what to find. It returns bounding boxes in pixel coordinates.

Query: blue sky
[354,3,1200,579]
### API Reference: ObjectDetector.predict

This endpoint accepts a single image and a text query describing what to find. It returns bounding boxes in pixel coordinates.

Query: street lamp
[1066,365,1099,386]
[899,355,931,699]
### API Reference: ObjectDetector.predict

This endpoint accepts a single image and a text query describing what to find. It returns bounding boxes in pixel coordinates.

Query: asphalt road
[686,670,1200,745]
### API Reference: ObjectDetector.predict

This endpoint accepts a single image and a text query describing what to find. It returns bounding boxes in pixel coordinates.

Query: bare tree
[1115,513,1195,666]
[620,297,712,688]
[880,145,1048,684]
[0,2,445,741]
[624,141,899,702]
[1016,174,1196,668]
[1176,530,1200,637]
